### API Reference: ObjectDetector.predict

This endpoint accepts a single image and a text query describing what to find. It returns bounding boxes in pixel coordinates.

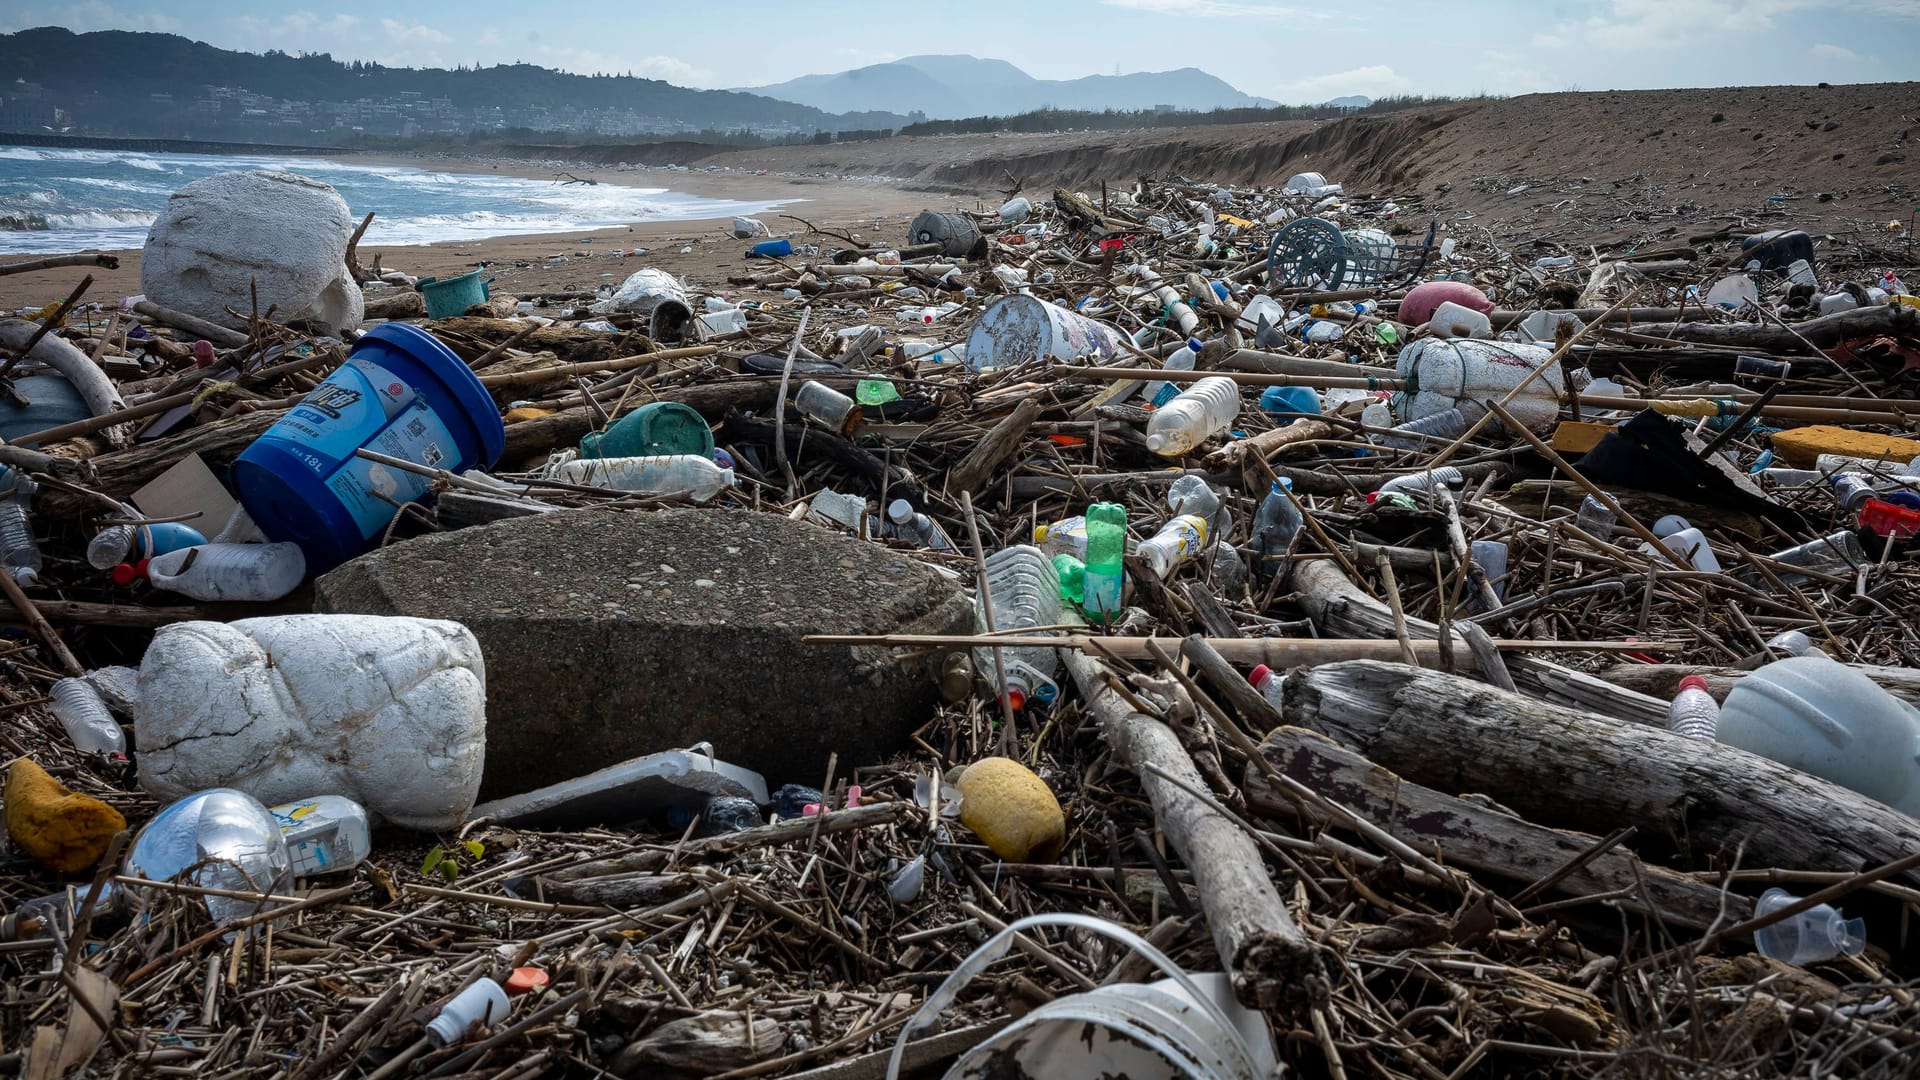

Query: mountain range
[743,55,1278,120]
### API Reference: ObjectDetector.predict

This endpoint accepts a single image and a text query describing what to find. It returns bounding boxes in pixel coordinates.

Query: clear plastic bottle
[1248,664,1285,709]
[887,499,952,552]
[1137,514,1210,579]
[1765,629,1816,656]
[1471,539,1508,602]
[1208,542,1248,595]
[268,795,372,877]
[1668,675,1720,740]
[1083,503,1127,624]
[0,480,42,586]
[1250,479,1304,578]
[551,455,736,501]
[1378,408,1471,450]
[1764,530,1867,584]
[146,543,307,602]
[1167,475,1223,531]
[1573,494,1616,538]
[1142,338,1201,407]
[1034,515,1088,558]
[1376,466,1463,497]
[1753,888,1866,966]
[50,677,124,755]
[88,521,208,570]
[972,545,1062,710]
[1145,377,1240,456]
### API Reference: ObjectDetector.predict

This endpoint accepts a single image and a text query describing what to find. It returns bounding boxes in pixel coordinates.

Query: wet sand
[0,153,940,309]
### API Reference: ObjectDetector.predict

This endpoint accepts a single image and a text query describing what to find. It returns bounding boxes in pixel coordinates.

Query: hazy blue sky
[3,0,1916,102]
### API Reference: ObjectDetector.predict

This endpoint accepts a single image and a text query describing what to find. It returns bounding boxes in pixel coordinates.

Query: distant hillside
[0,26,906,142]
[743,54,1275,120]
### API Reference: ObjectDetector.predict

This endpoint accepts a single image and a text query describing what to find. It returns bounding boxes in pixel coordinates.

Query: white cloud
[631,55,715,86]
[1809,41,1861,58]
[379,18,453,45]
[1265,65,1413,103]
[1102,0,1312,17]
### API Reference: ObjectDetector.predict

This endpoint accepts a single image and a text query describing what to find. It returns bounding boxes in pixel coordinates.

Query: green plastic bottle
[1052,553,1086,607]
[1083,502,1126,623]
[855,379,901,406]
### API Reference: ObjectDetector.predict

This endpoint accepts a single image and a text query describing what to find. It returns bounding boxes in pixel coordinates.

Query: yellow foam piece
[1769,426,1920,469]
[957,757,1065,863]
[4,758,125,873]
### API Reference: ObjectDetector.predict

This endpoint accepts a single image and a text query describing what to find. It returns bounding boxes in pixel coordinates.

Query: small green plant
[420,839,486,883]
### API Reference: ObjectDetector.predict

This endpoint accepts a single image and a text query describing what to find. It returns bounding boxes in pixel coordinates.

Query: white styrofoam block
[135,615,486,831]
[141,171,365,336]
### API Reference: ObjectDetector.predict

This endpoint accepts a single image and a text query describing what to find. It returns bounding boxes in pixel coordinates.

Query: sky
[2,0,1917,103]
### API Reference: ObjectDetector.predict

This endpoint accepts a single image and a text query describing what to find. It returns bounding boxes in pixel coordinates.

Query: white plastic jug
[1428,300,1493,339]
[1718,654,1920,817]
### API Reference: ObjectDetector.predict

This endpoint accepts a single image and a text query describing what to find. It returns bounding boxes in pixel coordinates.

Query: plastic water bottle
[50,678,124,755]
[1763,530,1866,584]
[1376,466,1463,497]
[268,795,372,877]
[1249,664,1285,709]
[1668,675,1720,740]
[88,521,208,570]
[1574,495,1616,538]
[1034,516,1088,558]
[1137,514,1210,579]
[146,543,307,602]
[1471,539,1508,602]
[1167,475,1222,531]
[1765,629,1816,656]
[886,500,952,552]
[1753,888,1866,966]
[551,455,736,501]
[1831,473,1877,514]
[973,545,1062,710]
[427,978,511,1047]
[0,481,42,586]
[1208,542,1248,595]
[1083,502,1127,623]
[1250,478,1304,578]
[1378,408,1470,450]
[1143,338,1201,407]
[1052,553,1086,606]
[1145,377,1240,456]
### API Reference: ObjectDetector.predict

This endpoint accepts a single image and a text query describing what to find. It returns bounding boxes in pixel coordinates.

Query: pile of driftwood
[3,174,1920,1079]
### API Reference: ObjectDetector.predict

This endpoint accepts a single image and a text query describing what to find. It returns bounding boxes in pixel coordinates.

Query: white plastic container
[550,455,735,501]
[1395,338,1565,433]
[966,295,1127,371]
[1753,888,1866,966]
[427,978,511,1047]
[1235,294,1285,334]
[1138,514,1209,579]
[147,543,307,602]
[1718,654,1920,816]
[50,677,124,755]
[694,307,748,339]
[974,545,1062,711]
[1516,310,1587,344]
[1145,377,1240,456]
[1642,527,1721,573]
[1668,675,1720,740]
[1652,515,1690,538]
[268,794,372,877]
[1427,300,1493,339]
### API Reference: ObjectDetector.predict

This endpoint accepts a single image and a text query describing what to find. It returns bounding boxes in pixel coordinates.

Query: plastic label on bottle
[274,358,460,538]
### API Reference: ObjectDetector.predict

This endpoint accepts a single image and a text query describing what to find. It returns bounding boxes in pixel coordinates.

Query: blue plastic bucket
[232,323,505,571]
[417,270,491,319]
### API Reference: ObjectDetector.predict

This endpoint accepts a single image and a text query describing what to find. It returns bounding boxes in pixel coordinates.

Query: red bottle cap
[1249,664,1273,687]
[1678,675,1711,693]
[191,340,216,366]
[111,559,149,586]
[505,967,548,996]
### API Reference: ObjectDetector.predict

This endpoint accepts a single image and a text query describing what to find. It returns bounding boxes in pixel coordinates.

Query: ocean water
[0,145,794,255]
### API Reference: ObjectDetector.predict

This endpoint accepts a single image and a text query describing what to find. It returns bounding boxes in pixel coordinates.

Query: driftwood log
[1623,302,1918,353]
[1285,660,1920,881]
[947,398,1041,494]
[1293,558,1670,726]
[38,411,279,519]
[1247,726,1748,931]
[1061,649,1325,1012]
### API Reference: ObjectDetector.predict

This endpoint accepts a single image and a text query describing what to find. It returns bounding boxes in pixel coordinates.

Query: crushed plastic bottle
[1251,478,1304,579]
[50,678,124,755]
[1034,515,1088,558]
[1753,888,1866,966]
[973,545,1062,710]
[1378,408,1471,450]
[1765,629,1816,656]
[1668,675,1720,740]
[551,455,736,501]
[1762,530,1867,585]
[268,795,372,877]
[0,475,43,586]
[1137,514,1209,579]
[1144,377,1240,456]
[1167,475,1224,532]
[1573,494,1616,539]
[1375,466,1463,498]
[124,788,293,927]
[146,543,307,602]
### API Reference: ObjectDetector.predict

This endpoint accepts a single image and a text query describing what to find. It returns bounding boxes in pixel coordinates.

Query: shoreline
[0,146,953,308]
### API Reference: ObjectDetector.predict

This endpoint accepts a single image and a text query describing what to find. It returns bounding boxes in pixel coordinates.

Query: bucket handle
[883,912,1261,1080]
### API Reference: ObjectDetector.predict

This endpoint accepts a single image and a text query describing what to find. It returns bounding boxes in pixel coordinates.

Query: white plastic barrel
[965,295,1126,371]
[1394,338,1565,432]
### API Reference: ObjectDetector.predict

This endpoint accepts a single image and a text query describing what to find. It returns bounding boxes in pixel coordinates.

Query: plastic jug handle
[883,913,1259,1080]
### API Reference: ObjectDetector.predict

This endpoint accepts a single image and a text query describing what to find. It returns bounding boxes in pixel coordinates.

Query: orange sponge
[1769,426,1920,469]
[4,758,126,873]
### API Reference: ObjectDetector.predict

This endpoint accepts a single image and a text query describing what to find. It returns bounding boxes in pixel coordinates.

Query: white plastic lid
[888,499,914,524]
[1652,515,1691,539]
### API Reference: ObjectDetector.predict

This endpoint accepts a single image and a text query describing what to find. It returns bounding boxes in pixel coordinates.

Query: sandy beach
[0,151,956,309]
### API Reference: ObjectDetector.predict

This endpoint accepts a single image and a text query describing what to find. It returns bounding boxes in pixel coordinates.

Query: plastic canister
[233,324,505,572]
[965,295,1126,371]
[1717,654,1920,817]
[580,401,713,460]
